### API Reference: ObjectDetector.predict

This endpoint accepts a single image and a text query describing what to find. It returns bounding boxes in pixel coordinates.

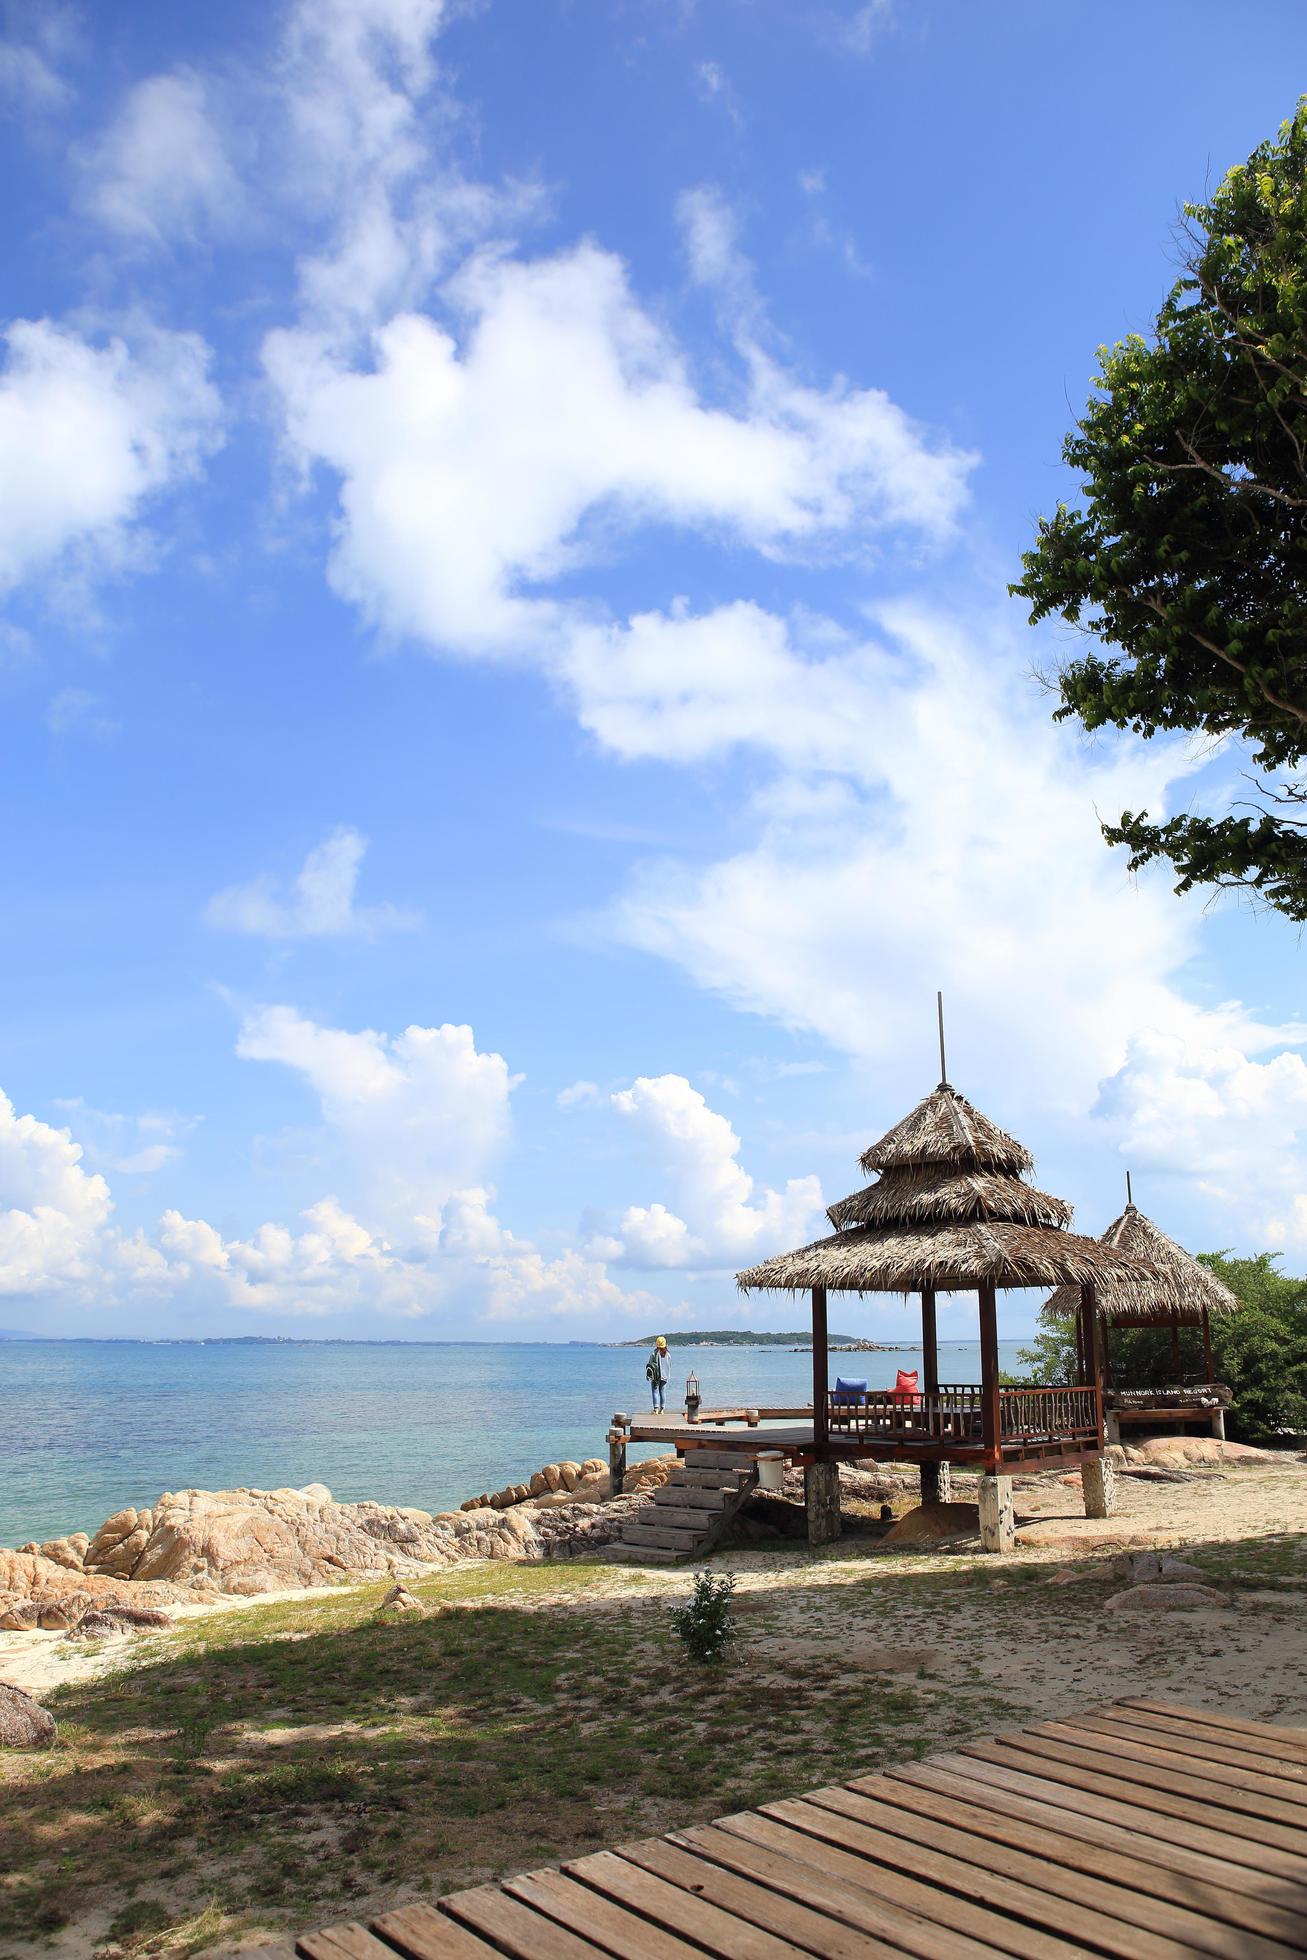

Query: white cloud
[557,1080,601,1108]
[835,1,895,57]
[598,1073,823,1269]
[50,1100,196,1177]
[0,1091,113,1295]
[266,238,973,660]
[81,71,242,245]
[206,826,416,939]
[0,7,77,117]
[0,317,222,598]
[159,1195,409,1315]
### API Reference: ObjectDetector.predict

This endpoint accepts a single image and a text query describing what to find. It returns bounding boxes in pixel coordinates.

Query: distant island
[619,1329,869,1348]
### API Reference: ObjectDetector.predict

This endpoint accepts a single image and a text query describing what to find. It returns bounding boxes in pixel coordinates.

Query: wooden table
[226,1699,1307,1958]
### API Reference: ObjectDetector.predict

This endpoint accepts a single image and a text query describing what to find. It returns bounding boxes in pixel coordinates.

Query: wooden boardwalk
[231,1699,1307,1959]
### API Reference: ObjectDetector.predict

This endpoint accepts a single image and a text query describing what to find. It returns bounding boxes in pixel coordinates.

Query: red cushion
[895,1369,919,1394]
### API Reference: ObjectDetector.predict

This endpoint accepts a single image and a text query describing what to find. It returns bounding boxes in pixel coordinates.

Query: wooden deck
[229,1699,1307,1959]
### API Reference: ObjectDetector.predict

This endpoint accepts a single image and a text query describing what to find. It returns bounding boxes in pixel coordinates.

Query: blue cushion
[833,1376,868,1398]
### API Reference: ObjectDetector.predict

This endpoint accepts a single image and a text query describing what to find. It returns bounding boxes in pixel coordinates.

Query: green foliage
[669,1571,739,1665]
[1013,100,1307,918]
[1023,1252,1307,1443]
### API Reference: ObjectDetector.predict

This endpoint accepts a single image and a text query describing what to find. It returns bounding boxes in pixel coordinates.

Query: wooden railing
[827,1383,1099,1447]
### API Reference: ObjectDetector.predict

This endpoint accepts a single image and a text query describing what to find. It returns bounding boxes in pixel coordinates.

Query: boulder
[38,1535,87,1572]
[623,1455,675,1494]
[1106,1583,1230,1611]
[379,1583,422,1614]
[90,1525,151,1578]
[884,1503,980,1545]
[83,1507,140,1568]
[0,1682,56,1749]
[68,1611,131,1640]
[557,1462,582,1491]
[542,1464,563,1492]
[1115,1438,1281,1471]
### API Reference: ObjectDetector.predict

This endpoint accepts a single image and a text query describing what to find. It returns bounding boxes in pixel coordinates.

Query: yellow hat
[655,1335,668,1348]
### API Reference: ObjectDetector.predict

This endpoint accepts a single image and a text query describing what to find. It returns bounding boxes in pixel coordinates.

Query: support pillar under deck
[805,1459,841,1545]
[978,1474,1014,1554]
[919,1460,951,1507]
[1081,1452,1117,1520]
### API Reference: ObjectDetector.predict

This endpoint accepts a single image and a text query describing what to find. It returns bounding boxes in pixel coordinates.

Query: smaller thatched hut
[1042,1199,1238,1386]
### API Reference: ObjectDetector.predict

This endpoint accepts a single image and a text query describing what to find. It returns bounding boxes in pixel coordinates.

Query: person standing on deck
[646,1335,671,1413]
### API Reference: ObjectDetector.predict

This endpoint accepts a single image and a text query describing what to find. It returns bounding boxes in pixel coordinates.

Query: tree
[1013,101,1307,919]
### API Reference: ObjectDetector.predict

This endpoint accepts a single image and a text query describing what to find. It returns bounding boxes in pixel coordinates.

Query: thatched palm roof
[1042,1205,1238,1327]
[739,1077,1154,1298]
[739,1218,1154,1295]
[827,1165,1071,1233]
[859,1085,1032,1177]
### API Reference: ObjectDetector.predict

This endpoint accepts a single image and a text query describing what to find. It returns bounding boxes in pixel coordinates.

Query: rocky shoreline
[0,1454,677,1636]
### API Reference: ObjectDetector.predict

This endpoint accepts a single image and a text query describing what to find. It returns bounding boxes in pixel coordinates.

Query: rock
[83,1508,140,1568]
[1115,1438,1281,1471]
[557,1462,582,1491]
[1106,1583,1230,1611]
[38,1536,86,1571]
[1161,1555,1208,1581]
[581,1458,607,1478]
[542,1464,563,1492]
[89,1525,150,1578]
[622,1454,675,1494]
[68,1611,131,1640]
[0,1682,56,1749]
[529,1471,549,1497]
[379,1583,422,1614]
[884,1503,980,1544]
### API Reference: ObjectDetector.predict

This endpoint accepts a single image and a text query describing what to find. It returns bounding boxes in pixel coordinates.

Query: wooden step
[653,1483,732,1510]
[645,1507,723,1533]
[620,1522,703,1552]
[605,1542,688,1564]
[665,1465,749,1489]
[679,1449,759,1469]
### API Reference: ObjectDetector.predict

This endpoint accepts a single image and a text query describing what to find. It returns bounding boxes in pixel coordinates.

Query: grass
[6,1514,1304,1957]
[0,1557,1006,1957]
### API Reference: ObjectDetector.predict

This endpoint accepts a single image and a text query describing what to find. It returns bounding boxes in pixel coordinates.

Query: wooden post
[1201,1306,1215,1384]
[1170,1318,1183,1381]
[978,1280,1001,1473]
[607,1424,628,1497]
[1073,1296,1087,1382]
[1082,1284,1102,1445]
[921,1287,939,1395]
[812,1284,829,1452]
[1101,1316,1114,1389]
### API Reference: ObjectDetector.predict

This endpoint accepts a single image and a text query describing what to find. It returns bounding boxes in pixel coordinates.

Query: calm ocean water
[0,1338,1026,1547]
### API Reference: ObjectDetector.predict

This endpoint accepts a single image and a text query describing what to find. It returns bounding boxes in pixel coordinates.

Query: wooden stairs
[614,1451,760,1563]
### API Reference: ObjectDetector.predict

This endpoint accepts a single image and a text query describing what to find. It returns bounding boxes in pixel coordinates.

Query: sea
[0,1337,1028,1548]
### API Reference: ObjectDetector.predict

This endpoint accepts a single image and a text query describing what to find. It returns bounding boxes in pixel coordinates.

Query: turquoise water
[0,1338,1026,1547]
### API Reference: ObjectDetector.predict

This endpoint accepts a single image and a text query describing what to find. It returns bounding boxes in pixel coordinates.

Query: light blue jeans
[650,1375,666,1411]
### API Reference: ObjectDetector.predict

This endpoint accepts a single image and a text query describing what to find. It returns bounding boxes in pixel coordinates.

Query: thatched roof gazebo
[1042,1192,1239,1434]
[737,1064,1154,1549]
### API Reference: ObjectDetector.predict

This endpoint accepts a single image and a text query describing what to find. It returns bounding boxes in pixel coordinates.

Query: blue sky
[2,0,1306,1341]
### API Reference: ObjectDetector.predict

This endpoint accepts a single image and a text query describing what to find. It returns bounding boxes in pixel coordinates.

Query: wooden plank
[645,1506,726,1531]
[670,1821,1003,1960]
[617,1523,701,1550]
[834,1777,1307,1957]
[1108,1699,1307,1762]
[962,1733,1307,1857]
[1117,1696,1307,1747]
[298,1928,396,1960]
[618,1835,906,1960]
[563,1848,810,1960]
[653,1484,731,1509]
[505,1866,707,1960]
[762,1794,1209,1960]
[671,1466,751,1488]
[708,1811,1083,1960]
[1077,1705,1307,1783]
[1030,1716,1307,1815]
[371,1904,500,1958]
[439,1886,610,1959]
[211,1947,300,1960]
[971,1732,1307,1834]
[891,1760,1307,1927]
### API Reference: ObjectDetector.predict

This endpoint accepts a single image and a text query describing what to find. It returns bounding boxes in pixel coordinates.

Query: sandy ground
[6,1457,1306,1703]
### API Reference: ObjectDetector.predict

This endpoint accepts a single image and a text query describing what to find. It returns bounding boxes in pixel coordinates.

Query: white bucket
[756,1450,784,1493]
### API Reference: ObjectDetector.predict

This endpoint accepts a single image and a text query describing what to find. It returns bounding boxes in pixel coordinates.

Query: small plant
[670,1571,738,1665]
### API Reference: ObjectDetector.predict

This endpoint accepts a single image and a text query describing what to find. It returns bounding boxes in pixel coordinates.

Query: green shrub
[669,1572,738,1665]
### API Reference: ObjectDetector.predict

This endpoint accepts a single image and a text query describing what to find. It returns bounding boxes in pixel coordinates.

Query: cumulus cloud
[80,71,243,244]
[594,1073,824,1269]
[0,317,221,598]
[0,1091,113,1296]
[50,1100,196,1177]
[206,826,417,939]
[266,239,973,660]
